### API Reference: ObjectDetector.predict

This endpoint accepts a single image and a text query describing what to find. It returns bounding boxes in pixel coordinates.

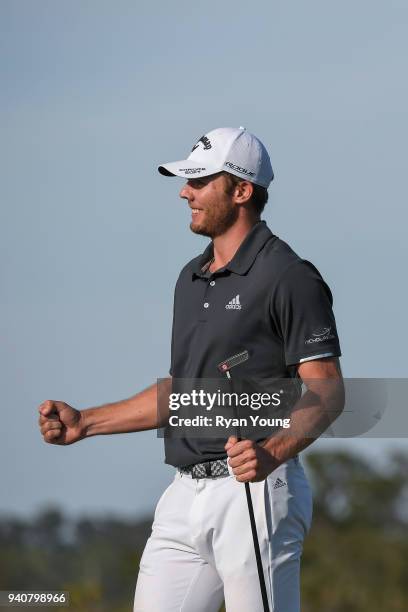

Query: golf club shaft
[225,369,270,612]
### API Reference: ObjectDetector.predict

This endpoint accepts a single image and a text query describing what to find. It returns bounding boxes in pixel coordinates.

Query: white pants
[134,457,312,612]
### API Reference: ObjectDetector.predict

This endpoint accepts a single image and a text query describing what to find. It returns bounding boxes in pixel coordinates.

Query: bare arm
[82,381,170,437]
[226,358,345,482]
[261,357,345,463]
[38,379,171,445]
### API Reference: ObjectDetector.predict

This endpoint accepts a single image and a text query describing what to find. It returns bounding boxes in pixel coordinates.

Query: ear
[233,181,253,205]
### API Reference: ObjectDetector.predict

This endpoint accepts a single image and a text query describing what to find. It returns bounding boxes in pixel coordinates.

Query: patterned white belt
[179,458,229,479]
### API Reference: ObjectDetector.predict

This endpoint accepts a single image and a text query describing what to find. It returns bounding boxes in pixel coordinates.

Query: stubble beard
[190,200,238,239]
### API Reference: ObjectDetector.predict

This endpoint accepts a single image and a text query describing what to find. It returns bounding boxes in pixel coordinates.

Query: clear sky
[1,0,407,519]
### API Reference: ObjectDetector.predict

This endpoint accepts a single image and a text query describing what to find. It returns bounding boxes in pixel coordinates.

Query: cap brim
[158,159,221,179]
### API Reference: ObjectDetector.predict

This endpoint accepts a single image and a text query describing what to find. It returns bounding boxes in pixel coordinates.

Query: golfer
[38,127,344,612]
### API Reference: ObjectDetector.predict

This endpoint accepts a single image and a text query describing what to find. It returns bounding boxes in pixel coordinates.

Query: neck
[211,215,260,271]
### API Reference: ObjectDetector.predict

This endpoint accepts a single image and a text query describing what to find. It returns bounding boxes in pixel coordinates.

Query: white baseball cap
[158,127,274,188]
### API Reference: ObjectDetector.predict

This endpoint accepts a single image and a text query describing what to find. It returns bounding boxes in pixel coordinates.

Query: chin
[190,222,210,237]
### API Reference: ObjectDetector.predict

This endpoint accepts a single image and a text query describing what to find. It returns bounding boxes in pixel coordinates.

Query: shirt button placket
[204,278,216,308]
[199,276,216,321]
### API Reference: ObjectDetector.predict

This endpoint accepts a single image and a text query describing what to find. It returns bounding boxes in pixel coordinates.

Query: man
[39,127,344,611]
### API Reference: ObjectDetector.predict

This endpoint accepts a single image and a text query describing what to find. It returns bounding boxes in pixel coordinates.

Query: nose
[179,181,193,201]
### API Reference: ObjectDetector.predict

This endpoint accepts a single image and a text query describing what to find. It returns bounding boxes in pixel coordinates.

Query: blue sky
[1,0,407,518]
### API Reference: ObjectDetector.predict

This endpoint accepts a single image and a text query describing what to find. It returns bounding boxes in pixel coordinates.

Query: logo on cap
[191,135,212,152]
[225,161,255,177]
[179,167,206,174]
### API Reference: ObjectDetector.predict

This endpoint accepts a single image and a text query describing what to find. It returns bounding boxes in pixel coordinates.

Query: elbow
[329,379,345,421]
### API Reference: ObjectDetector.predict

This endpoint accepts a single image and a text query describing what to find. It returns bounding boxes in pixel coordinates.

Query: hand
[38,400,85,445]
[225,436,280,483]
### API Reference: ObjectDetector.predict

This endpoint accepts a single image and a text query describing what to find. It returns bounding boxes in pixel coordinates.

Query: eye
[188,178,205,188]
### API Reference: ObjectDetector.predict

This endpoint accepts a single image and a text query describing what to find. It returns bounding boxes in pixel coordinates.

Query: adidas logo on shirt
[273,477,287,490]
[225,295,242,310]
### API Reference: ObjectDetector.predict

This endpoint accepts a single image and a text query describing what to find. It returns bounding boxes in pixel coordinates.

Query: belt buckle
[181,459,228,479]
[191,461,213,479]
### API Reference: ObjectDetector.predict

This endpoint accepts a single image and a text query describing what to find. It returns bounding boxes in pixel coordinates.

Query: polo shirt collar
[193,221,274,278]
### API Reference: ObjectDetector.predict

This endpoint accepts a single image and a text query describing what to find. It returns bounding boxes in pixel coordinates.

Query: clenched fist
[225,436,280,482]
[38,400,85,445]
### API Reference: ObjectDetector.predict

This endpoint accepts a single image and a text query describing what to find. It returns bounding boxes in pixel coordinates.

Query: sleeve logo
[305,326,335,344]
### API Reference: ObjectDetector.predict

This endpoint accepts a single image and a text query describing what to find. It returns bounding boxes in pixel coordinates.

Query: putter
[218,350,270,612]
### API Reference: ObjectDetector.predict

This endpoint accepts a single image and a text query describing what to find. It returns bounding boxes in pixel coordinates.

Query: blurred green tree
[1,451,407,611]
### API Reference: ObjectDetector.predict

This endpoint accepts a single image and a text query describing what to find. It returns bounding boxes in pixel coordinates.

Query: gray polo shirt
[165,220,341,467]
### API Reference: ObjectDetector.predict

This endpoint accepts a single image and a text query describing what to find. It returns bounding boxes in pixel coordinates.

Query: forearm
[81,380,170,437]
[262,381,345,464]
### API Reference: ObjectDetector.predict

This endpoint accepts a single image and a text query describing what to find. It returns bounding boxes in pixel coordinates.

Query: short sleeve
[270,260,341,366]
